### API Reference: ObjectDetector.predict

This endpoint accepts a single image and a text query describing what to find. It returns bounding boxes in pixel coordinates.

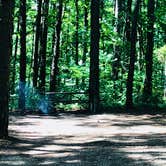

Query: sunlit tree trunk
[143,0,155,102]
[82,0,89,87]
[112,0,125,100]
[138,19,146,72]
[83,0,89,65]
[112,0,124,80]
[18,0,27,111]
[11,18,20,94]
[32,0,42,88]
[0,0,14,138]
[125,0,132,43]
[123,0,132,75]
[100,0,104,51]
[50,0,63,91]
[28,25,35,85]
[164,61,166,98]
[75,0,79,87]
[89,0,100,113]
[51,3,56,56]
[126,0,141,108]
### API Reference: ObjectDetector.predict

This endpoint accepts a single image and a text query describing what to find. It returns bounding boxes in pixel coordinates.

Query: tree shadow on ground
[75,113,166,128]
[1,135,164,166]
[0,113,166,165]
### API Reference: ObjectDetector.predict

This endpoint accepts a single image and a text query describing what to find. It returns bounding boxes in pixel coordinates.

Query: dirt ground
[0,112,166,166]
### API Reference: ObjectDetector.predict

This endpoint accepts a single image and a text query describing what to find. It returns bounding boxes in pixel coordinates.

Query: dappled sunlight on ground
[0,113,166,165]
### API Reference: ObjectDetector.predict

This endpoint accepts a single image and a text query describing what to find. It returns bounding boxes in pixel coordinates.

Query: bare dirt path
[0,113,166,166]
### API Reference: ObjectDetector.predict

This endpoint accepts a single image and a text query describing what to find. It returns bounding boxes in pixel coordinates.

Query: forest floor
[0,111,166,166]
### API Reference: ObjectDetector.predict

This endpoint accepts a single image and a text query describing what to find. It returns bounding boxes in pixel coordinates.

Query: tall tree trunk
[39,0,50,92]
[126,0,141,109]
[32,0,42,88]
[125,0,132,43]
[112,0,124,80]
[83,0,88,65]
[75,0,79,66]
[0,0,14,139]
[143,0,155,102]
[18,0,27,111]
[11,18,20,94]
[82,0,89,87]
[89,0,100,113]
[123,0,132,76]
[75,0,79,87]
[65,25,70,66]
[28,25,35,85]
[138,20,146,72]
[51,3,56,56]
[50,0,63,91]
[164,61,166,98]
[112,0,125,101]
[100,0,104,51]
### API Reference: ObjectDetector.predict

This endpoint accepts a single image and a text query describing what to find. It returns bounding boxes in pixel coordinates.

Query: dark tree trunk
[89,0,100,113]
[39,0,50,92]
[50,0,63,91]
[0,0,14,139]
[143,0,155,101]
[126,0,141,109]
[32,0,42,88]
[19,0,27,111]
[123,0,132,76]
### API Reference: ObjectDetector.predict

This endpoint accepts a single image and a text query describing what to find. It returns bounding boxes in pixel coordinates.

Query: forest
[0,0,166,165]
[0,0,166,134]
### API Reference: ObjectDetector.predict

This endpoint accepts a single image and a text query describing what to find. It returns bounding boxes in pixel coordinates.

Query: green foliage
[9,0,166,110]
[156,45,166,63]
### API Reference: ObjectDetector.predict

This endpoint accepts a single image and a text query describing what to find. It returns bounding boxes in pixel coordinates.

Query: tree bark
[32,0,42,88]
[28,25,35,85]
[143,0,155,101]
[83,0,89,65]
[125,0,132,43]
[112,0,124,80]
[18,0,27,111]
[75,0,79,66]
[82,0,89,86]
[126,0,141,109]
[50,0,63,91]
[39,0,50,92]
[75,0,79,87]
[89,0,100,113]
[0,0,14,139]
[164,61,166,98]
[11,18,19,94]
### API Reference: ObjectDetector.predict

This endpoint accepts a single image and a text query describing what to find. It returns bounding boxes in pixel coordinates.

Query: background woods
[0,0,166,138]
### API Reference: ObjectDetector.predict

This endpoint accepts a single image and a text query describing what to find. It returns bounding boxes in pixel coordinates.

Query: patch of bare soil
[0,113,166,165]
